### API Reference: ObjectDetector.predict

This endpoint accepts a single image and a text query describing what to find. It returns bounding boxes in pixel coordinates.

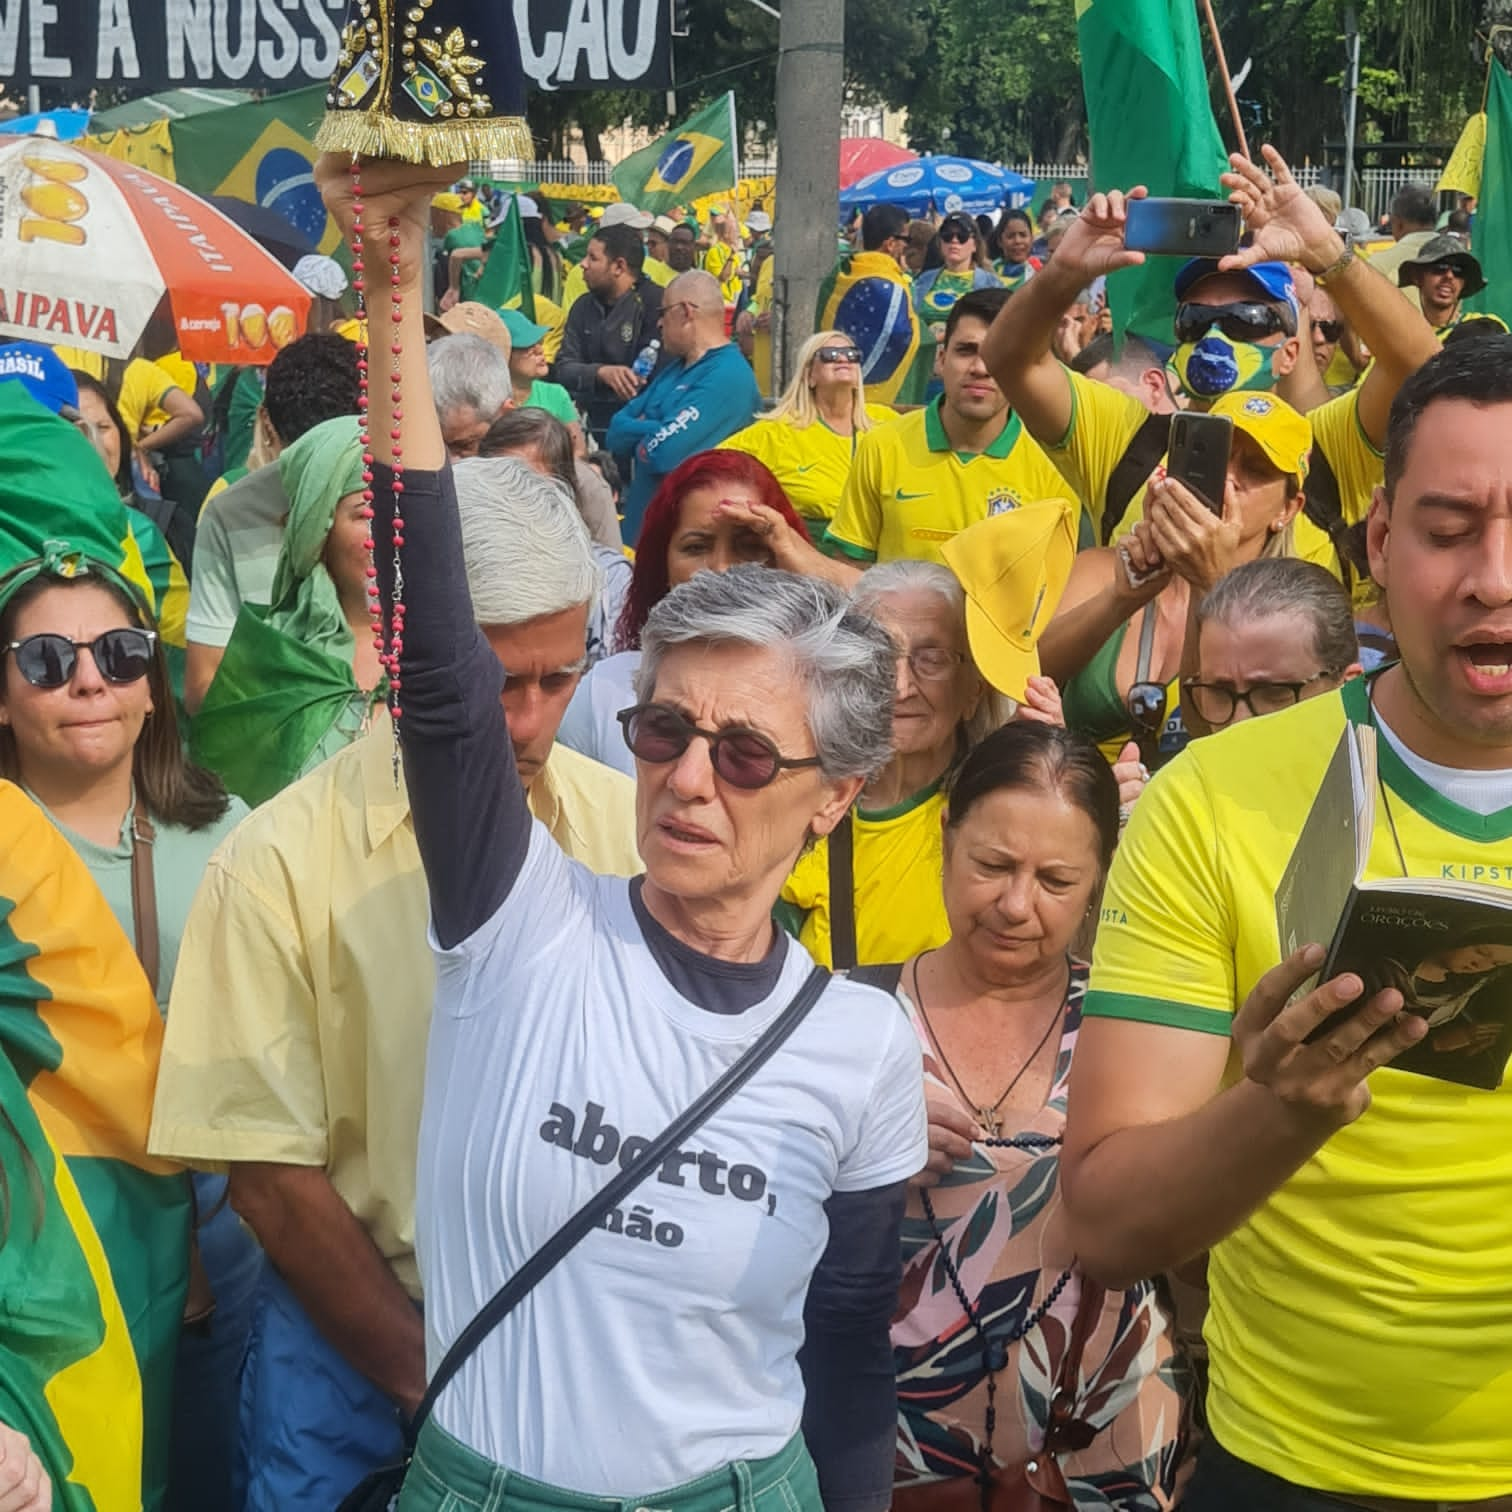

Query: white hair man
[605,267,762,538]
[428,331,514,460]
[148,458,640,1508]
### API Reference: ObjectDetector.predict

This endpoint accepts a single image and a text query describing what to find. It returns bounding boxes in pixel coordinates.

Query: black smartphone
[1125,198,1243,258]
[1166,412,1233,514]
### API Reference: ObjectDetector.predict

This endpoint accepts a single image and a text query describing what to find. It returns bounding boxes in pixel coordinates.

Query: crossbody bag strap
[1101,412,1172,544]
[129,810,160,996]
[825,811,858,972]
[408,962,832,1441]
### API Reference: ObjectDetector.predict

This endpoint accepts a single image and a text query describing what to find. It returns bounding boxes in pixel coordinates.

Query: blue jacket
[607,343,761,539]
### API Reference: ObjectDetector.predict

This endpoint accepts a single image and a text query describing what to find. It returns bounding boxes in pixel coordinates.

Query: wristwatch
[1314,231,1357,287]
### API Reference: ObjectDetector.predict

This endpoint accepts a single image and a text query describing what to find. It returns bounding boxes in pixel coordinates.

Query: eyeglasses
[658,301,697,325]
[3,628,157,689]
[1312,318,1344,342]
[897,646,966,682]
[617,702,823,790]
[1181,674,1330,727]
[816,346,863,365]
[1174,301,1288,345]
[939,226,974,244]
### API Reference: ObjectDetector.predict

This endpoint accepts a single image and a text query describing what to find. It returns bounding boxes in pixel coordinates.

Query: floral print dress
[891,960,1186,1510]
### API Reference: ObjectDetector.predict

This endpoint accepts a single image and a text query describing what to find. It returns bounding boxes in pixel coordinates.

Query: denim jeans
[166,1173,264,1512]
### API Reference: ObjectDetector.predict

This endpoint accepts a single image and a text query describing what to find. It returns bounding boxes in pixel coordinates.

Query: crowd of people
[0,126,1508,1512]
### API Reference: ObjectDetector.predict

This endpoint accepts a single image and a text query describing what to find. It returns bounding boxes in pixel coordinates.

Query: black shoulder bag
[1100,412,1172,545]
[336,964,832,1512]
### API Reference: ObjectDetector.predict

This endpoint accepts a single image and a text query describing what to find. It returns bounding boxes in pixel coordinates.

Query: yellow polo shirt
[824,399,1068,565]
[1063,370,1384,588]
[148,727,641,1298]
[559,255,674,320]
[1088,675,1512,1499]
[720,404,898,528]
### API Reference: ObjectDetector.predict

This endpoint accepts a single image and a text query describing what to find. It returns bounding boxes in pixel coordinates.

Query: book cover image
[1334,899,1512,1091]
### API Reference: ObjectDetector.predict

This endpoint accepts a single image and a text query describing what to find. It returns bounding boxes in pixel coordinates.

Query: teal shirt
[36,794,249,1013]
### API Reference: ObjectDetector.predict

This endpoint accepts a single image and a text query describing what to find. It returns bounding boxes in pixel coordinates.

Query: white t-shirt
[556,647,640,777]
[416,823,927,1493]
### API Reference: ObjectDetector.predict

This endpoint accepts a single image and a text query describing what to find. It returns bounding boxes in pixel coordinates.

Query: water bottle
[631,338,661,383]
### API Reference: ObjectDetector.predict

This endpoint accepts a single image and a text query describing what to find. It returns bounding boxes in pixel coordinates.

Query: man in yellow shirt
[981,147,1440,593]
[825,286,1069,566]
[149,460,639,1508]
[1063,339,1512,1506]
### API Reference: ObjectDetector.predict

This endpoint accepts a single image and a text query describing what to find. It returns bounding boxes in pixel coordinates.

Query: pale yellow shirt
[148,727,640,1297]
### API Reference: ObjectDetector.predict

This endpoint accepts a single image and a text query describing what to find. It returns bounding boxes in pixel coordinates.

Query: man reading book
[1063,316,1512,1508]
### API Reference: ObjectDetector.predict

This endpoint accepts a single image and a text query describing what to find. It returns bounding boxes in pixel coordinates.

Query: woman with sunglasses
[914,212,1002,338]
[992,208,1042,293]
[318,153,928,1512]
[558,448,851,776]
[189,414,388,805]
[1041,390,1309,767]
[721,329,898,536]
[0,546,262,1512]
[779,560,1060,971]
[887,722,1184,1509]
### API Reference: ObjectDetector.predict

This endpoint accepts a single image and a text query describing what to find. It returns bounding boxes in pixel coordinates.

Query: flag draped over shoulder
[611,94,739,215]
[1469,65,1512,327]
[0,783,189,1511]
[817,251,929,406]
[1076,0,1230,347]
[474,197,537,319]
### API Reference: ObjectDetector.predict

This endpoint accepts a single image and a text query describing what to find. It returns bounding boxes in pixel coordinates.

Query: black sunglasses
[617,702,822,790]
[939,226,974,243]
[1174,300,1288,345]
[816,345,863,364]
[3,628,157,689]
[1312,318,1344,342]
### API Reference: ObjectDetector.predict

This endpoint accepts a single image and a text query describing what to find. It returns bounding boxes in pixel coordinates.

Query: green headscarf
[266,415,367,656]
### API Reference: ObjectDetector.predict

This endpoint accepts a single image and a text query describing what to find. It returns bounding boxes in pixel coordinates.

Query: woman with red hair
[559,449,849,775]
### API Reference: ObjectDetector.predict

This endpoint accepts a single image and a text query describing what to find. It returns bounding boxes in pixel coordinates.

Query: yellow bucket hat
[1207,390,1312,482]
[941,499,1078,701]
[430,192,464,213]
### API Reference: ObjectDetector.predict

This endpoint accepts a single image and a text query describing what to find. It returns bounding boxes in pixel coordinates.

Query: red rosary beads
[349,155,408,770]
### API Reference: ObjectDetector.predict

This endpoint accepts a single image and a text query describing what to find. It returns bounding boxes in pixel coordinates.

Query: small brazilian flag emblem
[403,63,452,117]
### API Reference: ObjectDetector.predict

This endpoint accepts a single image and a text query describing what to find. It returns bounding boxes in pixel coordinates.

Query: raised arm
[980,189,1149,450]
[317,153,528,950]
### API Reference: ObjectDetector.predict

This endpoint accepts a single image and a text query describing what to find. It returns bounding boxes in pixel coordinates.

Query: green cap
[497,306,550,348]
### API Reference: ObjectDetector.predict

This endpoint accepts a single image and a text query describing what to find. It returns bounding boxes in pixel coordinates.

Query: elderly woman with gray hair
[319,155,927,1512]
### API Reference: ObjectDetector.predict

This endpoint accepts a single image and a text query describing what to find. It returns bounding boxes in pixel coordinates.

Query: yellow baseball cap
[1208,391,1312,481]
[941,499,1078,702]
[431,192,463,212]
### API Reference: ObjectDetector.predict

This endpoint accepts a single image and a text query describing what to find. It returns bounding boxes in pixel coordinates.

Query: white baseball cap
[746,210,772,233]
[600,202,653,231]
[650,214,679,237]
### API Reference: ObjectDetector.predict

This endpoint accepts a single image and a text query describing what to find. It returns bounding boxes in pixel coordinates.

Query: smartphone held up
[1125,198,1243,259]
[1166,412,1233,515]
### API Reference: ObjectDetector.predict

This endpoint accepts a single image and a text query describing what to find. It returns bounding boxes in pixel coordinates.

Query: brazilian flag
[611,94,738,216]
[1,784,191,1509]
[817,252,930,406]
[474,195,538,321]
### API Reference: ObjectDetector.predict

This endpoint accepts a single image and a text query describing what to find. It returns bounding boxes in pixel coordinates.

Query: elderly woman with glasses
[318,155,927,1512]
[721,329,899,537]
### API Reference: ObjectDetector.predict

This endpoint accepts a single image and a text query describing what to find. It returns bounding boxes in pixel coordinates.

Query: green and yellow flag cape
[0,784,190,1510]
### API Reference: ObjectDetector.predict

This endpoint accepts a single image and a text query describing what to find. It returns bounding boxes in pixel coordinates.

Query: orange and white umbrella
[0,137,312,366]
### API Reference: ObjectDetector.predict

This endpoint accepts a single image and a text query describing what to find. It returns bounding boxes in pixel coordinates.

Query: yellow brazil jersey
[720,404,898,527]
[824,399,1069,566]
[779,784,950,969]
[1088,674,1512,1500]
[750,253,775,397]
[703,242,744,303]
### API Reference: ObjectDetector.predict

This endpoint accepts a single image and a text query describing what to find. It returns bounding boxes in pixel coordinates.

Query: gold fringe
[312,109,533,167]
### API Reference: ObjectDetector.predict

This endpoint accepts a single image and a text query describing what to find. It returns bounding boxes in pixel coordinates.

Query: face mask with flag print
[1172,332,1277,399]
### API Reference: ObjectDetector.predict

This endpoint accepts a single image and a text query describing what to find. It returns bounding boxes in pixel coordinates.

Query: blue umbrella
[840,156,1036,217]
[0,109,91,142]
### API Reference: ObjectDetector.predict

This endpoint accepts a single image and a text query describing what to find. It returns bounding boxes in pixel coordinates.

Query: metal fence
[467,157,1446,225]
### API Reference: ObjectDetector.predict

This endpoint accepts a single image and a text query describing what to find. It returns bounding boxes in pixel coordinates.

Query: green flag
[1470,63,1512,327]
[611,93,739,215]
[1076,0,1230,347]
[474,197,538,320]
[169,86,343,257]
